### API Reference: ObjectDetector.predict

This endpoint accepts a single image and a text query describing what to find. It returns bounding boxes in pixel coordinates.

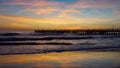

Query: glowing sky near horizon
[0,0,120,30]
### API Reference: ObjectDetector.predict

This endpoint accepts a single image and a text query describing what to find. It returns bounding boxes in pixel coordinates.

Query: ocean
[0,31,120,54]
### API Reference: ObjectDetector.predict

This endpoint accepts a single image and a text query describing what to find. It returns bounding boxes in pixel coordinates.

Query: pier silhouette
[35,29,120,35]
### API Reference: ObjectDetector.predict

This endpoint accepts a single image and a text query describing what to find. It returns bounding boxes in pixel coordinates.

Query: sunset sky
[0,0,120,31]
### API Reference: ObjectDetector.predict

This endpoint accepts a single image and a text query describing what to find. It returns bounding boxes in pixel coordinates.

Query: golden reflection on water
[0,51,120,68]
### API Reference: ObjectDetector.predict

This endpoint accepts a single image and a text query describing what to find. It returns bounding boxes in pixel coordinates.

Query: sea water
[0,32,120,54]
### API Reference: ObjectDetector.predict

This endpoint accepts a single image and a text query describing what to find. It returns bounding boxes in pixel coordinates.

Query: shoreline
[0,50,120,55]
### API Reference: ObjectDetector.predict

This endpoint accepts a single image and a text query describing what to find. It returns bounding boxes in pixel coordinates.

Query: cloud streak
[0,0,120,30]
[0,14,119,29]
[69,0,117,9]
[114,9,120,14]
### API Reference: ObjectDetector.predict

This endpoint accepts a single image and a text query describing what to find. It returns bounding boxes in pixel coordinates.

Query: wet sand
[0,51,120,68]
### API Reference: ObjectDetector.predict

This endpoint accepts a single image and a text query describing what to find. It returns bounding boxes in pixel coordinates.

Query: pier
[34,29,120,35]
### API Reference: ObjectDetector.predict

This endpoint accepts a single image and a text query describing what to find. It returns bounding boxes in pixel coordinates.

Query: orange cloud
[1,0,65,7]
[1,0,118,15]
[69,0,116,9]
[26,7,60,15]
[0,15,82,29]
[36,8,58,14]
[1,14,120,29]
[0,0,80,15]
[8,22,27,27]
[58,9,80,18]
[114,9,120,14]
[1,0,117,17]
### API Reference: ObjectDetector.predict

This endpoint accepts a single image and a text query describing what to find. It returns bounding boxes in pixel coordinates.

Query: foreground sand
[0,51,120,68]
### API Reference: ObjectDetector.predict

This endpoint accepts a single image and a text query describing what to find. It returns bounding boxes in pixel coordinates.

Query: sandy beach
[0,51,120,68]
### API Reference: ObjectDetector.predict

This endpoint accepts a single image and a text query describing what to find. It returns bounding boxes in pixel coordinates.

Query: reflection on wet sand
[0,51,120,68]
